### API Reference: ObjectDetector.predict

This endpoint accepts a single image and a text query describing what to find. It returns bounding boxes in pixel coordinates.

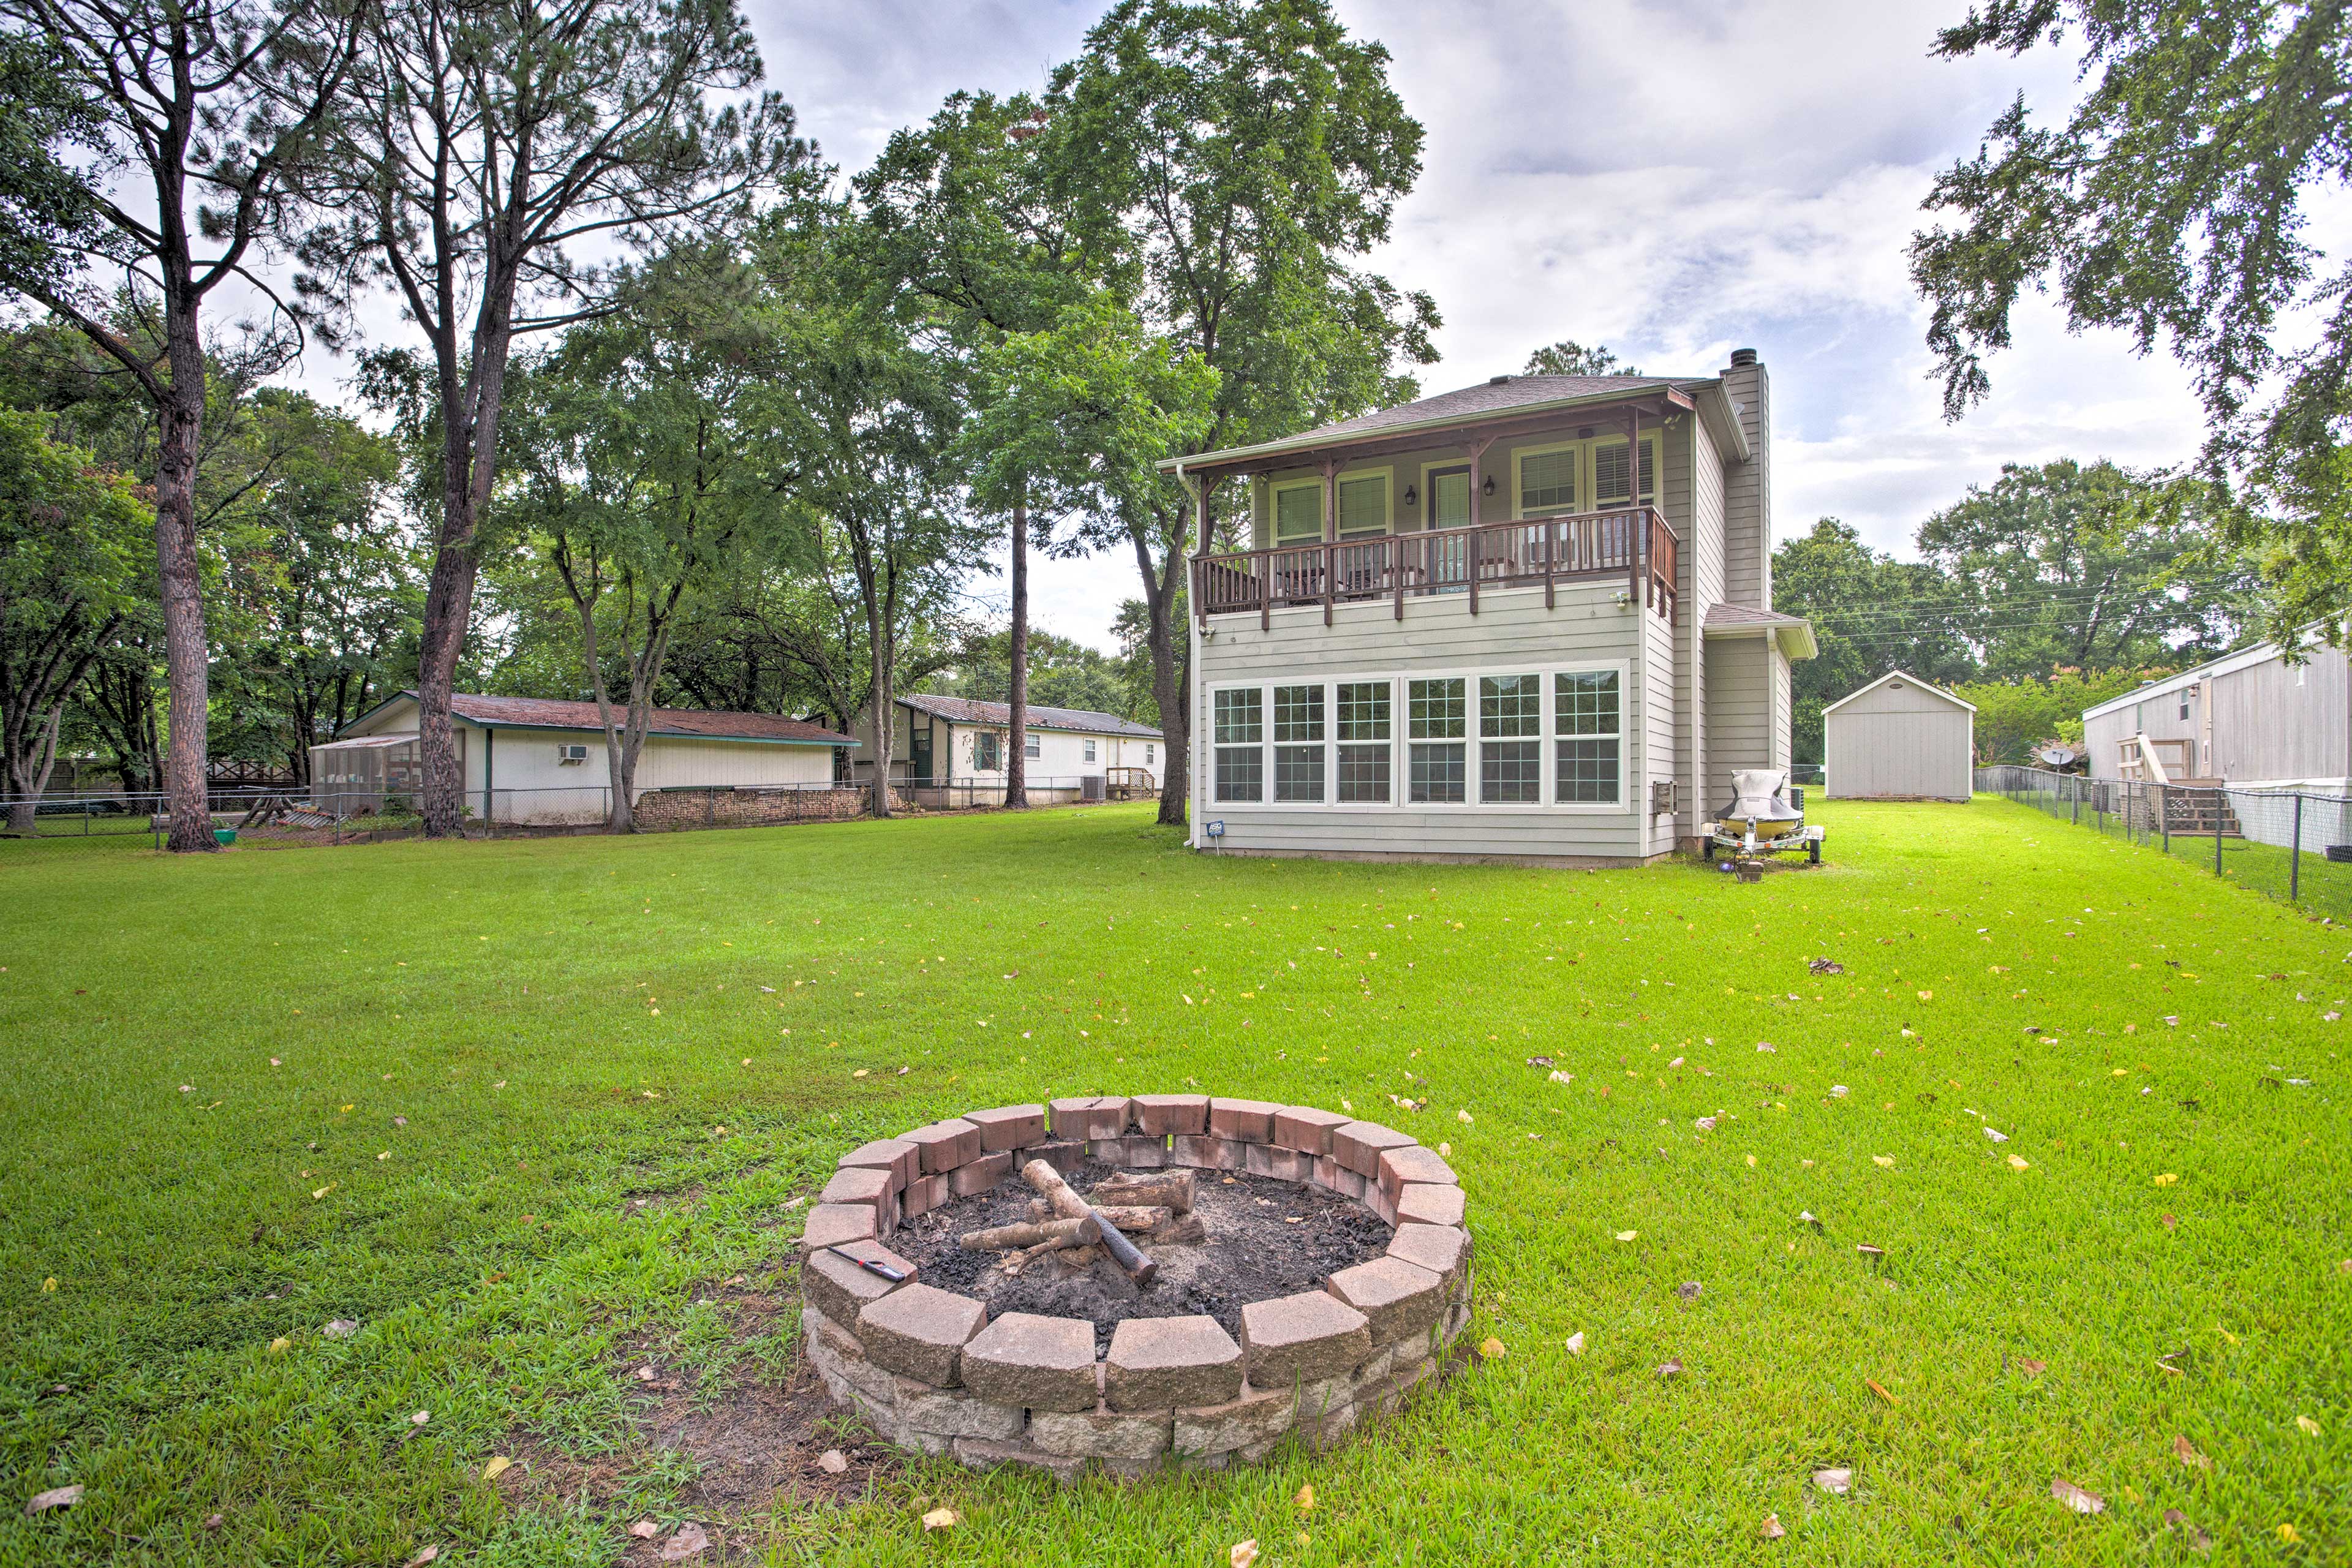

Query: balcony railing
[1191,506,1678,629]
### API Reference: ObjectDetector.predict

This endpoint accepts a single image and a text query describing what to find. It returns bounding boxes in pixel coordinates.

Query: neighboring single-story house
[2084,628,2351,793]
[853,694,1163,804]
[1174,349,1816,865]
[314,691,859,824]
[1823,670,1975,801]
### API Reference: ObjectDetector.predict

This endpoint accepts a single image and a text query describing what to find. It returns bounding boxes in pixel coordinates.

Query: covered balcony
[1190,505,1678,628]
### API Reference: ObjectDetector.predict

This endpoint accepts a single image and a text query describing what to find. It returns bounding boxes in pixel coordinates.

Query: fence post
[2161,789,2169,854]
[2291,793,2302,903]
[2215,790,2225,877]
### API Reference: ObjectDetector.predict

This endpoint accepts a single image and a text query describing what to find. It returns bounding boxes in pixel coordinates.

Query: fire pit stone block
[900,1172,949,1218]
[1331,1120,1418,1179]
[799,1203,878,1252]
[856,1282,987,1387]
[1104,1316,1244,1411]
[1030,1408,1172,1461]
[962,1103,1048,1152]
[894,1377,1027,1439]
[1311,1156,1368,1201]
[818,1163,898,1216]
[1378,1144,1458,1202]
[802,1239,919,1325]
[802,1307,895,1411]
[960,1311,1101,1413]
[1172,1385,1301,1457]
[905,1118,983,1174]
[837,1137,921,1189]
[1325,1256,1446,1348]
[1393,1182,1466,1227]
[1207,1097,1283,1142]
[1273,1105,1352,1156]
[1131,1093,1210,1136]
[1109,1134,1167,1168]
[952,1437,1088,1482]
[1049,1096,1131,1142]
[1386,1222,1469,1291]
[1026,1139,1087,1175]
[1169,1134,1243,1170]
[1243,1142,1311,1183]
[1239,1291,1374,1387]
[950,1149,1013,1197]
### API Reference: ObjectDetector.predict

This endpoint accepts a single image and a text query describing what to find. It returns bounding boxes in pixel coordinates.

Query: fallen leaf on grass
[1872,1156,1894,1168]
[816,1449,848,1475]
[1615,1231,1638,1243]
[1230,1541,1259,1568]
[1676,1281,1702,1302]
[1294,1483,1315,1512]
[323,1319,358,1339]
[1760,1512,1787,1538]
[2051,1478,2105,1514]
[1656,1359,1683,1378]
[2296,1415,2322,1436]
[1856,1243,1885,1260]
[2280,1524,2302,1542]
[23,1485,81,1516]
[1813,1468,1852,1496]
[1478,1337,1507,1360]
[2154,1172,2179,1187]
[2008,1155,2031,1170]
[2173,1436,2207,1470]
[404,1548,439,1568]
[2016,1359,2048,1375]
[1565,1331,1585,1355]
[1983,1127,2008,1143]
[2163,1509,2211,1553]
[409,1410,429,1427]
[659,1522,709,1561]
[1866,1379,1899,1405]
[481,1456,511,1481]
[628,1520,658,1539]
[268,1336,289,1354]
[922,1507,959,1532]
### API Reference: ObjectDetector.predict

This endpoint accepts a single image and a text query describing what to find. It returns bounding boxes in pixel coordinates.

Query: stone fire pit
[797,1095,1472,1477]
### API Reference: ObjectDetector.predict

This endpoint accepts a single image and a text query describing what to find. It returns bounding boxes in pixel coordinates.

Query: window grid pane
[1407,678,1466,739]
[1409,742,1466,803]
[1556,671,1621,736]
[1214,688,1262,745]
[1336,744,1390,802]
[1274,485,1321,542]
[1215,747,1263,802]
[1275,745,1325,802]
[1480,674,1541,737]
[1594,439,1656,503]
[1520,449,1577,512]
[1481,741,1542,803]
[1336,475,1387,536]
[1556,738,1621,803]
[1336,682,1390,741]
[1273,684,1324,744]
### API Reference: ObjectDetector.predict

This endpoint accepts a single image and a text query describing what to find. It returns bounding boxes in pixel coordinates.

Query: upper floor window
[1518,449,1577,513]
[1336,473,1389,539]
[1273,481,1321,546]
[1594,435,1657,507]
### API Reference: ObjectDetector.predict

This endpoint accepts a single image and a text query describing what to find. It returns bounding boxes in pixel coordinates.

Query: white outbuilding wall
[1823,672,1975,802]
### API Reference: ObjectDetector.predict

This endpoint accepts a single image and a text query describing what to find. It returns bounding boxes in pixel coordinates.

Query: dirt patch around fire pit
[888,1161,1391,1352]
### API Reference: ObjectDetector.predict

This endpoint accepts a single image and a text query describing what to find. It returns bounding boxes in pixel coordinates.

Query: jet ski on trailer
[1703,768,1824,865]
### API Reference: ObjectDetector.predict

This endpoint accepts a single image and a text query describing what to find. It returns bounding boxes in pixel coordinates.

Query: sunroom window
[1555,671,1622,803]
[1335,680,1392,802]
[1213,688,1264,802]
[1273,684,1325,802]
[1479,674,1542,803]
[1407,677,1466,804]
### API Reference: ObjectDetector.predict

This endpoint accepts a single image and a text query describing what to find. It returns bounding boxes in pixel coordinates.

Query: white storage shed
[1822,671,1975,802]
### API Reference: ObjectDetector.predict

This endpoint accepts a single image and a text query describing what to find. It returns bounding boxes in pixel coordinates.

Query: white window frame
[1199,660,1631,814]
[1024,730,1041,760]
[1083,737,1097,763]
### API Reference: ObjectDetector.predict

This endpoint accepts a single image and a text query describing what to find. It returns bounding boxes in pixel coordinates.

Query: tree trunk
[1132,514,1189,827]
[866,609,895,819]
[156,309,216,853]
[1006,494,1030,809]
[415,535,480,837]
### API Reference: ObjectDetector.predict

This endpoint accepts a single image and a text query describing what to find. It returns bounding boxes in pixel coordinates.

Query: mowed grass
[0,799,2345,1566]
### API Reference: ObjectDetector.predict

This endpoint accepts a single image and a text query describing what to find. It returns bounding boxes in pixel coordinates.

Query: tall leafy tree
[0,0,360,848]
[293,0,806,835]
[1523,341,1641,377]
[1910,0,2352,640]
[0,412,151,827]
[1036,0,1437,826]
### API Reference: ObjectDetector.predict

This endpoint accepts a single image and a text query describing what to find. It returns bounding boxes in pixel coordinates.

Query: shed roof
[897,693,1161,739]
[344,690,859,747]
[1821,669,1976,717]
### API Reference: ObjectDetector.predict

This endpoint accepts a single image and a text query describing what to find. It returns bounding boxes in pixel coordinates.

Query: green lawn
[1,799,2344,1566]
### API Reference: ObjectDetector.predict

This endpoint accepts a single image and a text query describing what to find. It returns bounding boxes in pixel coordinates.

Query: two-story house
[1172,349,1815,866]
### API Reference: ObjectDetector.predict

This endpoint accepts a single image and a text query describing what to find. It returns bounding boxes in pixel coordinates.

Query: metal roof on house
[897,693,1161,739]
[345,690,859,747]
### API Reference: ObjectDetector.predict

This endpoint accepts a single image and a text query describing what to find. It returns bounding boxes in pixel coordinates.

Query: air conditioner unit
[556,744,589,764]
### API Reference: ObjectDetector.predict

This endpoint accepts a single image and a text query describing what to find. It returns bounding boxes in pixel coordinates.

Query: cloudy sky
[734,0,2213,652]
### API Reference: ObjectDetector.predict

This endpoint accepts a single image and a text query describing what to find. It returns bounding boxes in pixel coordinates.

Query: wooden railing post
[1468,526,1480,615]
[1393,534,1404,620]
[1324,541,1335,627]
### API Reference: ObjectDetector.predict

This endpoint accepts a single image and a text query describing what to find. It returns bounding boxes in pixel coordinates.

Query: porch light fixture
[1481,474,1496,497]
[1401,483,1417,507]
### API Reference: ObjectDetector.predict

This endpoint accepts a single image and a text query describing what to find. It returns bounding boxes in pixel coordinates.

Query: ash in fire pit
[892,1159,1391,1354]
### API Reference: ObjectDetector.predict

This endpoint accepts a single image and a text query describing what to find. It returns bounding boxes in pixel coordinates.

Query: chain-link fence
[1975,765,2352,920]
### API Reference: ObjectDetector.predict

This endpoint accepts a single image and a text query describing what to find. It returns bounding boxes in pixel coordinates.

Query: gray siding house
[1174,350,1815,866]
[2084,629,2352,791]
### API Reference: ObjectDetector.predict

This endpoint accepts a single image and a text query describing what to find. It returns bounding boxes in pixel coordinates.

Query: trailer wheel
[1807,839,1822,865]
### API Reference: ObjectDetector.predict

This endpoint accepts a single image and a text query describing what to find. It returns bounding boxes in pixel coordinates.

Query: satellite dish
[2037,744,2078,768]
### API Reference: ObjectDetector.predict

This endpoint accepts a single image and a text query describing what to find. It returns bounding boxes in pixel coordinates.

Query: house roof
[1822,669,1976,717]
[345,690,860,747]
[1164,370,1749,474]
[1702,601,1819,660]
[2078,621,2331,722]
[897,693,1161,740]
